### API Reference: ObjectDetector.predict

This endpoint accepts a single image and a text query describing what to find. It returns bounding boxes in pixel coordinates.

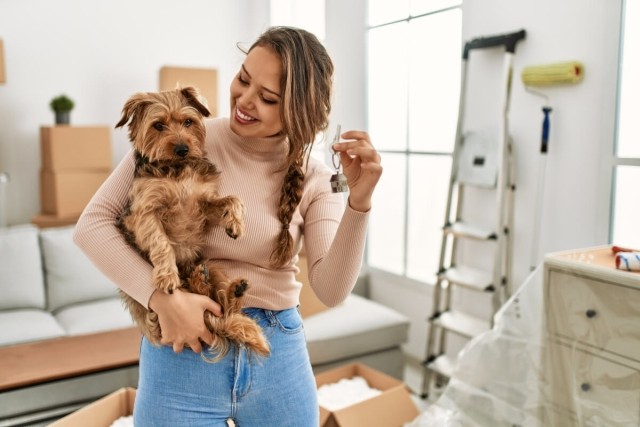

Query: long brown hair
[248,26,334,268]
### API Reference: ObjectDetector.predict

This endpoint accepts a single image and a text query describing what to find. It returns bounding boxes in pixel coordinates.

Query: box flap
[332,386,419,427]
[49,387,136,427]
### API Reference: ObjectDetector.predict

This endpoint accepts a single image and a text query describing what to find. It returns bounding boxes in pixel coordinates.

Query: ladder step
[444,222,497,240]
[425,353,456,379]
[441,266,494,291]
[433,311,491,338]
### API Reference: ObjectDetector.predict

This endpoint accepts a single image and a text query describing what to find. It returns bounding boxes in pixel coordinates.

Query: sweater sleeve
[73,149,155,308]
[303,184,370,307]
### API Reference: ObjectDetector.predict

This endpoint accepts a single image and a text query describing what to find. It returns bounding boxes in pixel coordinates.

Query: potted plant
[50,94,75,125]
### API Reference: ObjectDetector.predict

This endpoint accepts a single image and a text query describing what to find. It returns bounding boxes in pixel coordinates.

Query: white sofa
[0,224,410,425]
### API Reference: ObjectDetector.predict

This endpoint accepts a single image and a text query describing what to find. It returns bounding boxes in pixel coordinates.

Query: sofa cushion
[0,309,66,346]
[303,294,410,365]
[40,226,119,311]
[55,297,135,336]
[0,224,46,310]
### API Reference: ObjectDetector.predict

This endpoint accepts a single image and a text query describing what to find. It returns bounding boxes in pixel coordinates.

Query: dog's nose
[174,144,189,157]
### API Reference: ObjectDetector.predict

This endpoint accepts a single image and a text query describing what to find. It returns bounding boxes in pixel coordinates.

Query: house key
[330,125,348,193]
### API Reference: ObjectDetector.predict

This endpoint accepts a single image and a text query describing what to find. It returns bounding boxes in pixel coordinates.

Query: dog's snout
[174,144,189,157]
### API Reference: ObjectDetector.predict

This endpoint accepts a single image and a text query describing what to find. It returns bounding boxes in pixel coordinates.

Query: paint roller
[521,61,584,271]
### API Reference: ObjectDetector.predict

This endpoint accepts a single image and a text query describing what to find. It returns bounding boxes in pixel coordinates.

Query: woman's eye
[153,122,164,131]
[238,75,249,86]
[184,119,192,128]
[262,98,277,105]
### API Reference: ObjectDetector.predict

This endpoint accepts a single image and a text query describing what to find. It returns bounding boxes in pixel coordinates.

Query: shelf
[444,221,497,240]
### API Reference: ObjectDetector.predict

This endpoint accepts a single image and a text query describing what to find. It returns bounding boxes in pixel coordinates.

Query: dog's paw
[154,271,181,294]
[222,199,245,239]
[231,279,249,297]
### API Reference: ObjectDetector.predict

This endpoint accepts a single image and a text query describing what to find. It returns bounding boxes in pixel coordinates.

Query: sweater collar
[222,118,288,161]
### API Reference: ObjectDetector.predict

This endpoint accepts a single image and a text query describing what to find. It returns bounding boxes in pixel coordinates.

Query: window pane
[367,23,409,151]
[411,0,461,15]
[367,153,407,274]
[617,0,640,158]
[408,10,461,152]
[612,166,640,249]
[368,0,409,26]
[406,155,452,281]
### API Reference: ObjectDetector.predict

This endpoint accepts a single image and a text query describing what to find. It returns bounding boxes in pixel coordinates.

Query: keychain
[329,124,348,193]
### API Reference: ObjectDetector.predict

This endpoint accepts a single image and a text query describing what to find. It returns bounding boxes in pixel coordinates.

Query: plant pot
[55,111,70,125]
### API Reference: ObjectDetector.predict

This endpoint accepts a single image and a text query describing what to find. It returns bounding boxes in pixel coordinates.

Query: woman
[74,26,382,426]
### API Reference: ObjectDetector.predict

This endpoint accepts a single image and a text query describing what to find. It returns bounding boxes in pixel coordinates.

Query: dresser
[543,246,640,426]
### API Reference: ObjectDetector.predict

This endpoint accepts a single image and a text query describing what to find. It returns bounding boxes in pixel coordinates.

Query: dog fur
[115,86,269,361]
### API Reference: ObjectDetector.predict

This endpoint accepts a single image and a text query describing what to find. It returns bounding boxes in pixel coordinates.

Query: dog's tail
[201,312,270,363]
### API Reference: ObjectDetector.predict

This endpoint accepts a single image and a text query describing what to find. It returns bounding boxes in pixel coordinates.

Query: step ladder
[421,29,526,399]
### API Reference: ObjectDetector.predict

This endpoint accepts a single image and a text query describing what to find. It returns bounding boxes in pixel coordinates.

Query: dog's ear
[116,93,154,142]
[181,86,211,118]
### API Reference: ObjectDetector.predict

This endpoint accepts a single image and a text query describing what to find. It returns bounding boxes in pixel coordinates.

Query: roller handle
[463,29,526,59]
[541,107,552,153]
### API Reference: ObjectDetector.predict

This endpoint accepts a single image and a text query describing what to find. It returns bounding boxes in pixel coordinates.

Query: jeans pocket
[274,308,304,334]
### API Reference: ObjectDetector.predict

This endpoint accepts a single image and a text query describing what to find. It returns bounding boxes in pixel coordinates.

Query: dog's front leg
[126,210,181,294]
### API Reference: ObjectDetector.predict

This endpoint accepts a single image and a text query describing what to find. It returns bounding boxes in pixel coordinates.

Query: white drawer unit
[543,246,640,426]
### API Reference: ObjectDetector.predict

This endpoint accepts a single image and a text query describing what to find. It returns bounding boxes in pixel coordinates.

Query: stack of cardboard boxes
[32,126,112,227]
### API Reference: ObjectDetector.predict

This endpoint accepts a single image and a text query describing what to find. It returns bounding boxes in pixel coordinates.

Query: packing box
[297,253,329,318]
[40,170,109,217]
[31,213,79,228]
[315,363,419,427]
[40,126,112,172]
[159,66,218,117]
[49,387,135,427]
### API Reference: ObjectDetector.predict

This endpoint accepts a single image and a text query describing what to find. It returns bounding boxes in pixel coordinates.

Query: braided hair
[247,26,334,268]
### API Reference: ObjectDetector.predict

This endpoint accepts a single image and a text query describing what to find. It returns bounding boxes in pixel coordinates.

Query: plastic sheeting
[407,248,640,427]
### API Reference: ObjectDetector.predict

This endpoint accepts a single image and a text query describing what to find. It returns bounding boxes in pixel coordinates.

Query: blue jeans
[134,307,318,426]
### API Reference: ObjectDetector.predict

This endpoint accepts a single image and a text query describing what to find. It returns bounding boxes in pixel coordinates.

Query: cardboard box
[0,39,6,84]
[297,254,330,318]
[315,363,419,427]
[49,387,135,427]
[40,126,112,172]
[40,170,109,217]
[31,212,79,228]
[159,66,218,116]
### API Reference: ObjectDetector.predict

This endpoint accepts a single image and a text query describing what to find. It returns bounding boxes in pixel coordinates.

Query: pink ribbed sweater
[73,117,369,310]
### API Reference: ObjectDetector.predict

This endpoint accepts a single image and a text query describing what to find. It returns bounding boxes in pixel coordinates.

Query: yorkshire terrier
[115,86,269,361]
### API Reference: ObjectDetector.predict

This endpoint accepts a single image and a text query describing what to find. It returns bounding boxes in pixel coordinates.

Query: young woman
[74,26,382,426]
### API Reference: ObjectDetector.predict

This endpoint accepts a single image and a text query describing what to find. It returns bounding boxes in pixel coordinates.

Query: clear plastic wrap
[407,246,640,427]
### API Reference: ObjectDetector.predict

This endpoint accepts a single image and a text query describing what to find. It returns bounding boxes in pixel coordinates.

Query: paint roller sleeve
[521,61,584,86]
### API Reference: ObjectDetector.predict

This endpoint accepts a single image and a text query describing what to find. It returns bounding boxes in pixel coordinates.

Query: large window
[612,0,640,249]
[366,1,462,281]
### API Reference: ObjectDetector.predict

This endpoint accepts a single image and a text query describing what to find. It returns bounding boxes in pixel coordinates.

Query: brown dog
[115,86,269,361]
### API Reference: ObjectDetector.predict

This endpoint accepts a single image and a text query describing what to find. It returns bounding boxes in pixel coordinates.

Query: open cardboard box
[316,363,419,427]
[50,387,135,427]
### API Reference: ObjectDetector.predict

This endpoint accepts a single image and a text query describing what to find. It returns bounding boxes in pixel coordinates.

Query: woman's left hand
[332,130,382,212]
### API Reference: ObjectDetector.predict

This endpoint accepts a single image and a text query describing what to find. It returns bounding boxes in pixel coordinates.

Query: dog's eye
[184,119,192,128]
[153,122,164,131]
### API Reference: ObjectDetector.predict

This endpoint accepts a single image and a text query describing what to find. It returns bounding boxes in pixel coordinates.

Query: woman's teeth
[237,108,256,121]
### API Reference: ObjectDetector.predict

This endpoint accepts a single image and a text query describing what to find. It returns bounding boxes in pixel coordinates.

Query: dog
[115,86,269,361]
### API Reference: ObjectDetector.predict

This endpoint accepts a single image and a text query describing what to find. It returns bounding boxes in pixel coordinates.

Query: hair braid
[270,161,305,268]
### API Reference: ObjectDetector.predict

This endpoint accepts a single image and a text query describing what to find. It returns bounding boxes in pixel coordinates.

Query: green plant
[49,94,74,113]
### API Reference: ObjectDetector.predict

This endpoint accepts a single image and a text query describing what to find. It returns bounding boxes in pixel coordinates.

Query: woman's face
[229,45,283,138]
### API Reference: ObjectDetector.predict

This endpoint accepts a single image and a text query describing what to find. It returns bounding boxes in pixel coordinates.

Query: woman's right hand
[148,289,222,354]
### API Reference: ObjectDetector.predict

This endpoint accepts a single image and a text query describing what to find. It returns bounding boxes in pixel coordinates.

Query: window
[366,1,462,281]
[612,0,640,249]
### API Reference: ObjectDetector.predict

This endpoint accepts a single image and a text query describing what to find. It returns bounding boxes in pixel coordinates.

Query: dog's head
[116,86,211,162]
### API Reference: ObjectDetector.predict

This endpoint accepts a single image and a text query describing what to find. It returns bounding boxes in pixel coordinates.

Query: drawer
[547,270,640,360]
[545,343,640,426]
